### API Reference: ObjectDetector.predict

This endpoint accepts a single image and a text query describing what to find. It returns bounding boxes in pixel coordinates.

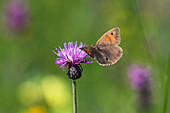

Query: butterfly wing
[95,45,123,66]
[81,27,122,66]
[80,46,96,58]
[96,27,120,46]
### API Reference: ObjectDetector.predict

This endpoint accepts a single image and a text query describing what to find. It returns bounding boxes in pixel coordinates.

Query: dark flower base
[67,65,83,80]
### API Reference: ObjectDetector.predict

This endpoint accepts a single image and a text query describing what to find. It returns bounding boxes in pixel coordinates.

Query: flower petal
[53,41,93,68]
[59,62,68,68]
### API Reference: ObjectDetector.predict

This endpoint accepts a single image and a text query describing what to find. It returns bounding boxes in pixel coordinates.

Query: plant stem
[163,49,170,113]
[72,80,77,113]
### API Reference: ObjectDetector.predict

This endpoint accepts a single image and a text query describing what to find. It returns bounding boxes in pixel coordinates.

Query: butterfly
[80,27,123,66]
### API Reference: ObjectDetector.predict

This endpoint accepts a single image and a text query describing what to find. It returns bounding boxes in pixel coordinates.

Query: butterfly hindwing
[95,45,123,65]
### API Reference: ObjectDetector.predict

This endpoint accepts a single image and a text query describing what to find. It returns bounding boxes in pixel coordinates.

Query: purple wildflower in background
[128,64,152,91]
[127,64,153,110]
[53,41,93,80]
[2,0,30,33]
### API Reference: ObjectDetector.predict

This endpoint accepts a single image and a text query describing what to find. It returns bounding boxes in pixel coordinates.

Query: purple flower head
[53,41,93,80]
[2,0,30,33]
[127,64,152,92]
[128,64,153,110]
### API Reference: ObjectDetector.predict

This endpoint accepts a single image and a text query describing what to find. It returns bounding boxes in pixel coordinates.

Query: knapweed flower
[2,0,30,33]
[128,64,152,92]
[53,41,93,80]
[127,64,153,110]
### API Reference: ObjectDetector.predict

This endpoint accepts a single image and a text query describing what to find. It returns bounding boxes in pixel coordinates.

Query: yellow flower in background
[17,75,71,112]
[17,81,42,106]
[26,105,47,113]
[41,75,71,108]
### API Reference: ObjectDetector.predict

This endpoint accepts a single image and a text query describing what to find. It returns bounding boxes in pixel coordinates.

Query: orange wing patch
[104,37,110,41]
[104,34,116,42]
[109,32,116,41]
[82,48,92,56]
[81,46,96,58]
[109,35,115,41]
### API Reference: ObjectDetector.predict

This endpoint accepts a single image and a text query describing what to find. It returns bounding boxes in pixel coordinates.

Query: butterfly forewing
[96,27,120,47]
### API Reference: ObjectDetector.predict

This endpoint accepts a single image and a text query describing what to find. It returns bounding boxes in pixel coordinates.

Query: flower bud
[67,65,82,80]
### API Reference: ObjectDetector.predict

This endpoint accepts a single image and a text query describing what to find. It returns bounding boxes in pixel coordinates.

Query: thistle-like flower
[128,64,152,92]
[2,0,30,33]
[53,41,93,80]
[128,64,153,110]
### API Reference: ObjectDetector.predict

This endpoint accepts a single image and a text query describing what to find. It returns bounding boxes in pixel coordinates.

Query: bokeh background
[0,0,170,113]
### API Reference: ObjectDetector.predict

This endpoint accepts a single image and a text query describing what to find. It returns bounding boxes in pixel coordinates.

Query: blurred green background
[0,0,170,113]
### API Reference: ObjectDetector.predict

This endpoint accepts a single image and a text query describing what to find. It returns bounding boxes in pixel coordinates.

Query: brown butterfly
[80,27,123,66]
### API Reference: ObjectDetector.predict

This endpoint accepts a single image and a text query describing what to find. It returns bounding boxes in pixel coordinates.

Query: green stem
[72,80,77,113]
[163,49,170,113]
